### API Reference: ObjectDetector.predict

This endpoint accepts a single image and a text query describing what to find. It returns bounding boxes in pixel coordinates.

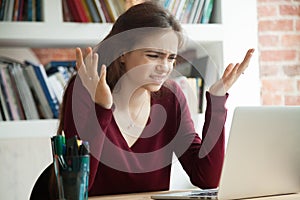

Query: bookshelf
[0,0,223,125]
[0,1,223,47]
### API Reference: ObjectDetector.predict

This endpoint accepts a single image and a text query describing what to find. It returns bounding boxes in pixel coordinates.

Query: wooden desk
[89,191,300,200]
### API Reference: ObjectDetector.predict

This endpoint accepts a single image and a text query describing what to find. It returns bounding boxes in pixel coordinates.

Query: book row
[0,0,214,24]
[0,0,43,22]
[173,76,204,114]
[0,57,75,121]
[62,0,214,24]
[162,0,215,24]
[62,0,126,23]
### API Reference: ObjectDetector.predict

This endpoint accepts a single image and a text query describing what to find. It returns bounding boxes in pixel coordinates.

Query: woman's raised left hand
[209,48,255,96]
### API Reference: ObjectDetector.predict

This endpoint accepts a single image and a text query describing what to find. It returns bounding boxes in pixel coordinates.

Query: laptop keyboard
[188,189,218,199]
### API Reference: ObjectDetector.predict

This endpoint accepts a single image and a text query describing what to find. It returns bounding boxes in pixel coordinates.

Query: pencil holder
[51,135,90,200]
[53,155,90,200]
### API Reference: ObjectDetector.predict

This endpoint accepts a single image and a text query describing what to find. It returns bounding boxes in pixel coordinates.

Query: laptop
[152,106,300,199]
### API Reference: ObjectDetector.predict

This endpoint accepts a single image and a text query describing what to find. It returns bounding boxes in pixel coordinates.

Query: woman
[58,1,254,196]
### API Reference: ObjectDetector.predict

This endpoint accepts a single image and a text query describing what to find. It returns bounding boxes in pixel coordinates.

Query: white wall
[0,138,52,200]
[222,0,261,146]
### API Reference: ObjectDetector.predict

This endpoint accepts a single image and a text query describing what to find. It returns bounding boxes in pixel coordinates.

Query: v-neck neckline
[114,114,152,150]
[113,98,153,150]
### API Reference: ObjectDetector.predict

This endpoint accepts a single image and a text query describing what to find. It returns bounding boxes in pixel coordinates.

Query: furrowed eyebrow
[144,50,177,57]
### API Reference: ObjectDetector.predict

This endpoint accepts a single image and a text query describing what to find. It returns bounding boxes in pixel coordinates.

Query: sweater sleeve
[62,75,113,190]
[174,89,228,189]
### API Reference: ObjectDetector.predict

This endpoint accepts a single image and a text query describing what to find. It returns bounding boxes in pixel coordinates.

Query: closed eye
[146,54,159,58]
[144,50,177,62]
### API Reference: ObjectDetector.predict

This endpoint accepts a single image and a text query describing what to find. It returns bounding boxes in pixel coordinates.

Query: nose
[156,59,170,73]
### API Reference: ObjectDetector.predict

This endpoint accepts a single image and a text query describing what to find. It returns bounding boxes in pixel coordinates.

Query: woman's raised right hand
[76,47,113,109]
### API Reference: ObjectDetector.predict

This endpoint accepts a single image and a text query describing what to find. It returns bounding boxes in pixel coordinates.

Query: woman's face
[120,30,179,92]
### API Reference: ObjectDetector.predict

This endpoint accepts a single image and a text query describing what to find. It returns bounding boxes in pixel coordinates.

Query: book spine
[93,0,106,23]
[27,0,33,21]
[86,0,101,23]
[27,61,59,118]
[6,64,25,120]
[13,0,19,21]
[9,63,40,119]
[0,0,7,21]
[48,75,65,104]
[66,0,80,22]
[188,0,200,23]
[23,64,53,119]
[175,0,186,21]
[0,64,12,120]
[32,0,36,21]
[99,0,112,22]
[0,98,4,120]
[35,0,42,21]
[171,0,180,16]
[72,0,89,22]
[62,0,73,22]
[201,0,214,23]
[181,0,194,23]
[193,0,205,23]
[4,0,15,21]
[103,0,118,22]
[17,0,24,21]
[81,0,93,22]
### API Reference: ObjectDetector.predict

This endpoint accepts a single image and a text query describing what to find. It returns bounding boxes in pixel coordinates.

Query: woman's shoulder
[65,73,86,91]
[152,79,184,99]
[163,79,184,94]
[63,73,91,99]
[64,73,77,89]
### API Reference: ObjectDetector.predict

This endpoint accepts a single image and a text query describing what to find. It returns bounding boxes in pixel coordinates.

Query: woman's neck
[112,79,151,109]
[129,88,150,108]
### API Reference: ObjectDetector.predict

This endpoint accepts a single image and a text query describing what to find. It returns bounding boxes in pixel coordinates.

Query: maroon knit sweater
[62,75,228,196]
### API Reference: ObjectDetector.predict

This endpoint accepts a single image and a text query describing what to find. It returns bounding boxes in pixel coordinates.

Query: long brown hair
[96,1,183,90]
[57,1,183,135]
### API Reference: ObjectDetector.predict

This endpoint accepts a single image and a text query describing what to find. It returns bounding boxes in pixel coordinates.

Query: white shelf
[0,22,223,48]
[0,119,58,138]
[0,22,112,47]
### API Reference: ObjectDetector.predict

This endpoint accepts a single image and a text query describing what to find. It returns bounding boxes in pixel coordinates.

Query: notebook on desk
[152,106,300,200]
